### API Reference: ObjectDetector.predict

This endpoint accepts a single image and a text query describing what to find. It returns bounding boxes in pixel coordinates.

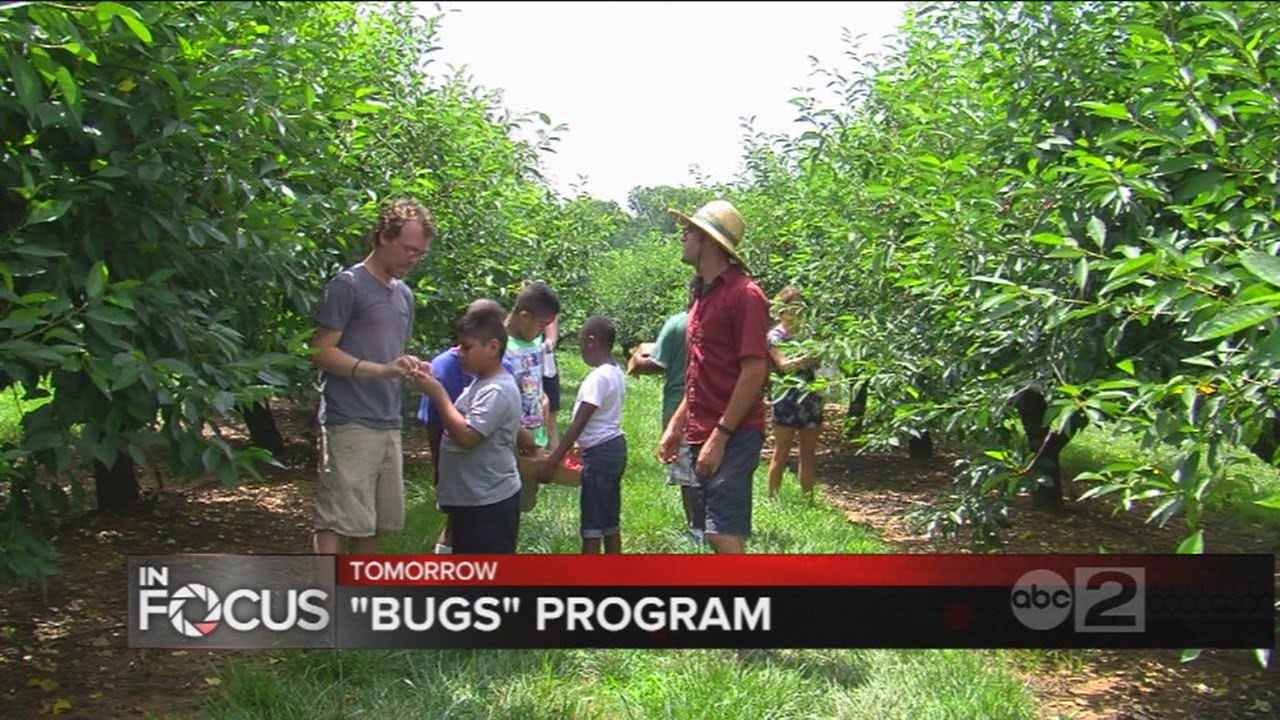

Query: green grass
[0,377,54,444]
[1062,424,1280,530]
[193,354,1037,720]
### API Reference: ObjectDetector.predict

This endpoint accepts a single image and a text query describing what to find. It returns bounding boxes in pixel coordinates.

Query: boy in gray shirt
[411,304,524,553]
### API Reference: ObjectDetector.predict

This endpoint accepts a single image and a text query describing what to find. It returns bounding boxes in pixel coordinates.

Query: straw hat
[670,200,748,271]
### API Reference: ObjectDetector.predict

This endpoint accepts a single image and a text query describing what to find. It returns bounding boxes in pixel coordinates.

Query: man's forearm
[630,357,665,375]
[664,396,688,438]
[311,346,391,379]
[718,360,768,431]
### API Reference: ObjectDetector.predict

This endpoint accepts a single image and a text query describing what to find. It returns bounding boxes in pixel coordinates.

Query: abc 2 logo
[1010,567,1145,633]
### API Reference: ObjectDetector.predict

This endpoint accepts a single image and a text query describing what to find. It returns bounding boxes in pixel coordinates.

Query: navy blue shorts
[580,434,627,538]
[689,428,763,539]
[442,490,521,554]
[543,373,561,412]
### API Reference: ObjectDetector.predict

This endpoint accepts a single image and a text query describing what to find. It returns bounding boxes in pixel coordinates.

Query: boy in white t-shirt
[539,316,627,554]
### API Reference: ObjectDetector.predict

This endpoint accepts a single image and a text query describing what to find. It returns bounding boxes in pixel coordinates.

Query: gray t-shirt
[314,264,415,429]
[437,372,522,507]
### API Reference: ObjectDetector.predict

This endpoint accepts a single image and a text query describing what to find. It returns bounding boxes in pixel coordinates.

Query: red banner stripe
[333,554,1269,587]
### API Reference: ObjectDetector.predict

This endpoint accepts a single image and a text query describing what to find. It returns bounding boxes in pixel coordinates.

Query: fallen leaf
[39,697,72,715]
[90,692,103,699]
[204,676,222,686]
[28,678,58,692]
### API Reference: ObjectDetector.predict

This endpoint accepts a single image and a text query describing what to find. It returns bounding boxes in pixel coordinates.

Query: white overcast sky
[423,1,909,209]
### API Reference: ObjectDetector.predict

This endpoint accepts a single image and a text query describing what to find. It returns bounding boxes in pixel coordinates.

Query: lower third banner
[126,554,1276,650]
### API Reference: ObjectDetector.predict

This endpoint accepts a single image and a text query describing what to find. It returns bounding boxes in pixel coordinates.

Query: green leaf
[1254,494,1280,510]
[1086,216,1107,248]
[8,52,43,116]
[1175,171,1224,203]
[13,243,68,258]
[1078,101,1131,121]
[87,306,133,326]
[1107,254,1155,281]
[26,200,72,226]
[1180,648,1202,663]
[971,275,1015,287]
[1238,251,1280,288]
[154,358,195,376]
[83,89,130,108]
[1186,305,1275,342]
[1256,649,1272,669]
[53,64,80,119]
[95,1,152,43]
[1191,106,1218,137]
[111,363,141,391]
[86,261,108,298]
[1176,529,1203,554]
[212,391,235,415]
[1075,258,1088,294]
[1116,359,1135,376]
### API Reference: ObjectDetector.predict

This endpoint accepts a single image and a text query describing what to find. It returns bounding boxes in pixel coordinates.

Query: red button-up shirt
[684,265,770,444]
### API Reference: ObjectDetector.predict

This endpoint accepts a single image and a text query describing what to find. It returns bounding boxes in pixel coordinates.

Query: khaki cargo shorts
[316,423,405,537]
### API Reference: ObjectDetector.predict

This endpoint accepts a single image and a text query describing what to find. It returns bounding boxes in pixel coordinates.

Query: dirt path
[809,419,1280,720]
[1,402,1276,719]
[0,475,318,718]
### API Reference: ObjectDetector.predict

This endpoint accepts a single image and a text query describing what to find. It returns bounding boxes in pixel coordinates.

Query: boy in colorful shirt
[504,281,561,509]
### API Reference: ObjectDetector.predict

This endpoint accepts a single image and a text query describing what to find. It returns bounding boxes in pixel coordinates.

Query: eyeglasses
[397,241,428,259]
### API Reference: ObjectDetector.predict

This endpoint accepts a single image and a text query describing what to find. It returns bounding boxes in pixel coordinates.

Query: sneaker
[685,529,705,544]
[434,543,452,555]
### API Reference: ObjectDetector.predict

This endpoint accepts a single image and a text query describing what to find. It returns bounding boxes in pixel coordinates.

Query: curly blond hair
[372,198,436,247]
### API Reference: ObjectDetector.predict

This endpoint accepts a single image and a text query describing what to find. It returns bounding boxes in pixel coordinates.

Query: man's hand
[390,354,422,378]
[628,343,660,376]
[627,349,645,375]
[696,432,728,476]
[657,427,681,464]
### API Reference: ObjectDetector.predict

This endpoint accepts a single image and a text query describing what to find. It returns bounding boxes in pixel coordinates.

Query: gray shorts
[665,437,697,487]
[688,428,763,539]
[316,423,405,537]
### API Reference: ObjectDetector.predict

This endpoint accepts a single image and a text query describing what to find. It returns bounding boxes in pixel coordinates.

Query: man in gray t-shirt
[309,199,434,555]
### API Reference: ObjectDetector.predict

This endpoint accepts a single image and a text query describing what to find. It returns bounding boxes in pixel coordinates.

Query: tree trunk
[241,400,285,457]
[847,378,868,420]
[1013,388,1079,511]
[94,453,140,514]
[1250,416,1279,465]
[844,378,869,439]
[908,431,933,459]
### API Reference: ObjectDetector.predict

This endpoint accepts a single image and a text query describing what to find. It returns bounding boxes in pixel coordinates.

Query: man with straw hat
[657,200,770,554]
